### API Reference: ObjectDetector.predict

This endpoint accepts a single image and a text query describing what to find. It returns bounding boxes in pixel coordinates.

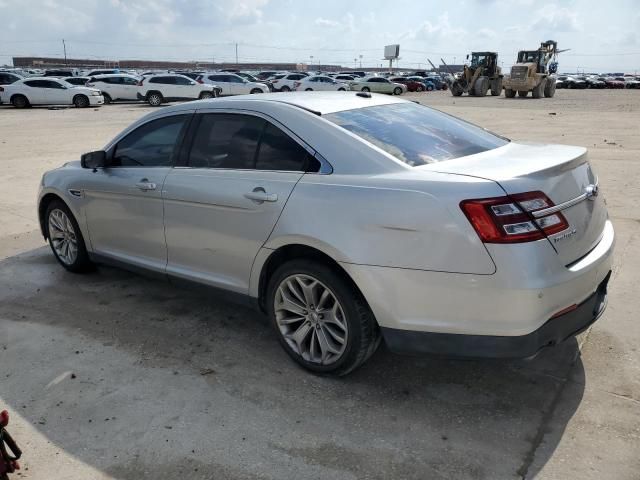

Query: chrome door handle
[244,188,278,203]
[135,179,157,191]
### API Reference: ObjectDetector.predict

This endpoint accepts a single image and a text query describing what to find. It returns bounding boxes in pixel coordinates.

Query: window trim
[176,108,332,174]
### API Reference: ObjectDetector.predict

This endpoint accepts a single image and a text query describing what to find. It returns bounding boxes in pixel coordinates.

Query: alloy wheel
[48,209,78,265]
[274,274,348,365]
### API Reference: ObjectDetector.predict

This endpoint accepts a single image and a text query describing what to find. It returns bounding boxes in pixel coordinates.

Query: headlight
[91,91,101,96]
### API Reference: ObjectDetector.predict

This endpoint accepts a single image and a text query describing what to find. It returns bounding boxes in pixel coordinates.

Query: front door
[82,112,191,272]
[162,111,316,293]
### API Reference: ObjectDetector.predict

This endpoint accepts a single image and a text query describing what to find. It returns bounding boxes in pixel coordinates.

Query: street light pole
[359,54,363,68]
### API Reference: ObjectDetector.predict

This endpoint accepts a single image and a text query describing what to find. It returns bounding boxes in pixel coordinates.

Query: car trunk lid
[420,142,608,265]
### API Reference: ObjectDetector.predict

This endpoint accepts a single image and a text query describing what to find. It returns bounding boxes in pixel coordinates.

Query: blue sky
[1,0,639,72]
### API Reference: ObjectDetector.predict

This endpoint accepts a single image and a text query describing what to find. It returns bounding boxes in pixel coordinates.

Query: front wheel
[426,84,434,91]
[45,200,93,273]
[305,88,313,91]
[281,86,291,92]
[361,87,370,92]
[199,91,213,100]
[102,93,112,104]
[73,95,90,108]
[267,259,380,376]
[416,85,424,92]
[338,88,346,91]
[250,88,263,94]
[505,88,516,98]
[147,92,163,106]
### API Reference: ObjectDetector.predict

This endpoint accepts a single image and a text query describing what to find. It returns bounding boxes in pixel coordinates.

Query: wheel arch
[73,93,89,103]
[10,93,29,104]
[253,243,369,315]
[38,192,67,239]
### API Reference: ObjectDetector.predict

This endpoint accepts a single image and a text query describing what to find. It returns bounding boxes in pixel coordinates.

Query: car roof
[159,91,407,115]
[92,73,137,78]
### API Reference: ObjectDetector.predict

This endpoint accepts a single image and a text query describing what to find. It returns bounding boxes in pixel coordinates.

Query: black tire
[102,92,112,104]
[147,92,163,106]
[393,87,403,95]
[545,79,557,98]
[338,88,346,91]
[474,76,490,96]
[490,78,502,96]
[361,87,370,92]
[505,88,516,98]
[305,88,313,91]
[199,91,213,100]
[73,95,90,108]
[426,84,434,91]
[266,259,380,376]
[11,94,29,109]
[44,200,93,273]
[281,85,291,92]
[518,90,529,97]
[532,78,546,99]
[416,85,424,92]
[451,83,464,96]
[250,88,263,94]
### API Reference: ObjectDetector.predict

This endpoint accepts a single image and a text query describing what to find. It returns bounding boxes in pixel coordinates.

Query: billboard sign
[384,44,400,60]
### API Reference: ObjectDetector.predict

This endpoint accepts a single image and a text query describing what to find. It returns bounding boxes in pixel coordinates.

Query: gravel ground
[0,89,638,479]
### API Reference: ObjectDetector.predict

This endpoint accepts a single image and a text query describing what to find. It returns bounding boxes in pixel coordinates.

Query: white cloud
[533,5,581,32]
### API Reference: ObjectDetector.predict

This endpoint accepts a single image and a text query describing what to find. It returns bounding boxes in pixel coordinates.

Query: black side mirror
[81,150,108,169]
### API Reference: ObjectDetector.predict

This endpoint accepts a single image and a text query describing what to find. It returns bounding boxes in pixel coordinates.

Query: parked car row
[556,75,640,89]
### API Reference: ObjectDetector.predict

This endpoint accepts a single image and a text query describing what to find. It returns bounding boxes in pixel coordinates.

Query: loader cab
[517,50,545,73]
[470,52,499,76]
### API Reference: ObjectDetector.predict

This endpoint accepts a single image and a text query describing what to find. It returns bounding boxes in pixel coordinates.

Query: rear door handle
[244,187,278,203]
[135,179,157,191]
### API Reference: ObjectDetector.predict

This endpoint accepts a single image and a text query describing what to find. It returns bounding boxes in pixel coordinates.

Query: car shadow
[0,248,585,480]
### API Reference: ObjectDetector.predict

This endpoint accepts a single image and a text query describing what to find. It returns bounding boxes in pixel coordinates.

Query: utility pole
[62,39,67,65]
[359,54,363,68]
[354,58,357,68]
[235,43,238,66]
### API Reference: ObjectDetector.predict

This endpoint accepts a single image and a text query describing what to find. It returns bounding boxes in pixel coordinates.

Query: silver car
[38,92,614,375]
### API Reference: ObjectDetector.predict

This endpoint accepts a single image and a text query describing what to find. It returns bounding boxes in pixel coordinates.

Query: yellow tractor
[444,52,503,97]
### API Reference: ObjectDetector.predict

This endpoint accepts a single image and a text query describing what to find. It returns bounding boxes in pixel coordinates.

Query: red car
[390,77,427,92]
[600,77,625,89]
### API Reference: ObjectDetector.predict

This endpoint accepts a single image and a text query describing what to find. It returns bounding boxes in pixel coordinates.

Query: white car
[137,74,218,106]
[294,76,349,91]
[197,73,267,96]
[270,73,307,92]
[0,77,103,108]
[86,74,142,103]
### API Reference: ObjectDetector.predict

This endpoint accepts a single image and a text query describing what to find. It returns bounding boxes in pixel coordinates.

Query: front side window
[325,103,508,166]
[188,114,263,169]
[112,115,188,167]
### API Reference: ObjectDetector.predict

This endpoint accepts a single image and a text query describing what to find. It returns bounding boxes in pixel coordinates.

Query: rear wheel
[73,95,90,108]
[250,88,263,94]
[338,87,346,91]
[11,95,29,108]
[517,90,529,97]
[505,88,516,98]
[281,85,291,92]
[426,84,434,91]
[361,87,370,92]
[45,200,93,273]
[267,259,380,376]
[416,85,424,92]
[305,88,313,91]
[199,91,213,100]
[102,93,112,104]
[393,87,402,95]
[451,82,464,96]
[490,77,502,96]
[147,92,163,106]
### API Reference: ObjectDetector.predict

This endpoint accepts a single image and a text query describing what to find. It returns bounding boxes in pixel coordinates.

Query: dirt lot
[0,90,639,479]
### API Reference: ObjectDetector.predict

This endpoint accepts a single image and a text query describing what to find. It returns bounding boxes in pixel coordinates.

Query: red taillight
[137,79,144,86]
[294,82,301,88]
[460,191,569,244]
[196,79,203,84]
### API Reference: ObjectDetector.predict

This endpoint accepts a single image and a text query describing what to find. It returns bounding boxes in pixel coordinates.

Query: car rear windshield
[324,103,508,166]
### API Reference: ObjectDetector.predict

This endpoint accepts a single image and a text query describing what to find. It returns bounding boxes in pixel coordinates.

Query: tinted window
[122,77,139,85]
[188,114,263,169]
[174,76,192,85]
[113,115,188,167]
[208,75,225,82]
[0,74,20,84]
[256,123,313,172]
[325,103,508,166]
[149,76,174,84]
[228,75,243,83]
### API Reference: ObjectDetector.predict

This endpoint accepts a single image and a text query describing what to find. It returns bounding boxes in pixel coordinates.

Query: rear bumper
[382,271,610,358]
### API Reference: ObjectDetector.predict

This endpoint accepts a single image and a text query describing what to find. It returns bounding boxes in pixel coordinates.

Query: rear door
[120,76,140,100]
[173,75,197,99]
[162,111,316,293]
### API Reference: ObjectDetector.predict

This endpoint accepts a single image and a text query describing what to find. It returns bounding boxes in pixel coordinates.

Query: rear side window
[325,103,508,166]
[113,115,188,167]
[256,123,315,171]
[173,76,192,85]
[150,76,174,84]
[188,114,263,169]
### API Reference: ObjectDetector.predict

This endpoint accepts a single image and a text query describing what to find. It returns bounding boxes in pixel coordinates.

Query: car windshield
[324,103,509,166]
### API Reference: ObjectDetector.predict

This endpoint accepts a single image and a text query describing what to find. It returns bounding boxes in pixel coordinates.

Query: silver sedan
[38,92,614,375]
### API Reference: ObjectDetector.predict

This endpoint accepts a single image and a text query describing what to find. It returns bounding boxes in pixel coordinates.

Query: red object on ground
[0,410,22,478]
